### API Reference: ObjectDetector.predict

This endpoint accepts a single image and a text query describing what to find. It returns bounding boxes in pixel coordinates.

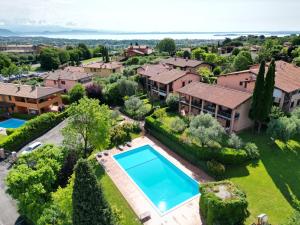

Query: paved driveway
[0,119,67,225]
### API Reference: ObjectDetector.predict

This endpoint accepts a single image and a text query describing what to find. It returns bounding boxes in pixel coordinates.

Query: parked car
[21,142,42,155]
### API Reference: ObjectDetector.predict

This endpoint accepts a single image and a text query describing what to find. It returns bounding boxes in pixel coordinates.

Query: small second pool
[114,144,199,214]
[0,118,26,129]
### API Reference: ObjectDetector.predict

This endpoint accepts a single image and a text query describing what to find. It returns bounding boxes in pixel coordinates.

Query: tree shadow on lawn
[241,132,300,209]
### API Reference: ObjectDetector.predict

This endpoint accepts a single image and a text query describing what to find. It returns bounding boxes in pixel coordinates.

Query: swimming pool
[0,118,26,129]
[114,145,199,214]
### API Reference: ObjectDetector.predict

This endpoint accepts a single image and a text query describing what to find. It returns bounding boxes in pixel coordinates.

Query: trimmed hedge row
[200,181,249,225]
[0,111,68,152]
[145,116,248,165]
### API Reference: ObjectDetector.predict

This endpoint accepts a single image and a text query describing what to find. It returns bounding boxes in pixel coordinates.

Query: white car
[22,142,42,155]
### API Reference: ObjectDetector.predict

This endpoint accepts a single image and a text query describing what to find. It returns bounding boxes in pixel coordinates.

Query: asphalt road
[0,119,67,225]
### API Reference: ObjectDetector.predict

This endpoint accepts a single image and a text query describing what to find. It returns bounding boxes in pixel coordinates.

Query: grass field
[225,132,299,224]
[0,134,7,142]
[81,57,102,65]
[93,160,141,225]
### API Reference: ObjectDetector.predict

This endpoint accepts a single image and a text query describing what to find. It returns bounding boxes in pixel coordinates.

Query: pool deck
[96,135,213,225]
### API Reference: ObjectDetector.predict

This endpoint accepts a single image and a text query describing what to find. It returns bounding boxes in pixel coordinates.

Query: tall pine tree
[249,60,265,121]
[72,159,114,225]
[262,59,276,120]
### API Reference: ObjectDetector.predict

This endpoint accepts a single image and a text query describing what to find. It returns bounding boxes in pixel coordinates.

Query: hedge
[0,111,68,152]
[200,181,249,225]
[145,116,248,166]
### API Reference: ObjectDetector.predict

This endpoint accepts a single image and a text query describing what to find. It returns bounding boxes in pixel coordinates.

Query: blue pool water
[0,118,26,128]
[114,145,199,214]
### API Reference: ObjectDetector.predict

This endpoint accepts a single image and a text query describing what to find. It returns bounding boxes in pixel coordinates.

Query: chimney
[31,85,36,91]
[17,85,21,91]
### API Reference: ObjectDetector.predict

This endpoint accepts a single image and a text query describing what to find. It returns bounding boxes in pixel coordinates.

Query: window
[239,81,243,86]
[113,69,116,73]
[8,96,12,101]
[54,80,57,84]
[291,101,295,108]
[297,99,300,106]
[182,81,186,87]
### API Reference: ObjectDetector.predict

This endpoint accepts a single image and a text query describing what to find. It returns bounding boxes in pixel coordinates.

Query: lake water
[23,32,295,40]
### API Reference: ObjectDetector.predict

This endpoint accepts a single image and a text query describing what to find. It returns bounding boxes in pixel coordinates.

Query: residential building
[148,69,200,100]
[83,61,123,77]
[124,44,153,57]
[43,66,93,91]
[0,83,63,115]
[177,82,253,132]
[161,57,212,74]
[217,61,300,112]
[137,64,170,91]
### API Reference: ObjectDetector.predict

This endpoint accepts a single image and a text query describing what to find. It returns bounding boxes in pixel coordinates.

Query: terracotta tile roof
[44,67,93,81]
[221,61,300,93]
[137,64,170,78]
[161,57,203,68]
[83,61,123,70]
[149,69,190,84]
[0,82,63,99]
[177,82,252,109]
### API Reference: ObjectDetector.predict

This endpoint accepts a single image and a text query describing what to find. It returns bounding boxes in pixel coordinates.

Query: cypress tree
[72,159,114,225]
[262,59,276,120]
[249,60,265,121]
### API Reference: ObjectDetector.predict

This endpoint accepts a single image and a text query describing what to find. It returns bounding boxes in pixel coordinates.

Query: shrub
[145,116,248,166]
[269,106,285,120]
[200,181,249,225]
[267,116,297,141]
[61,94,70,105]
[5,128,15,136]
[11,113,36,120]
[244,142,260,160]
[110,125,131,147]
[68,83,86,103]
[170,117,187,133]
[0,112,67,152]
[152,108,167,121]
[85,83,103,102]
[207,160,225,177]
[166,93,179,111]
[124,96,151,120]
[227,133,244,149]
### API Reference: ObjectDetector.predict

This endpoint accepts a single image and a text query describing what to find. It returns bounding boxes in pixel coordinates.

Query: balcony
[191,101,202,109]
[203,105,216,114]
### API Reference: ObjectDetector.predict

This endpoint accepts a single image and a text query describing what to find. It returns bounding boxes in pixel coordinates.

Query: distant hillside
[0,28,15,36]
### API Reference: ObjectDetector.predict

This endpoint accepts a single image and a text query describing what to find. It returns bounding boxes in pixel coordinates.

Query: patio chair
[126,142,132,147]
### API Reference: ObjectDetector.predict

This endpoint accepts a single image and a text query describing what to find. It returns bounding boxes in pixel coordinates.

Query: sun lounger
[126,142,132,147]
[139,211,151,223]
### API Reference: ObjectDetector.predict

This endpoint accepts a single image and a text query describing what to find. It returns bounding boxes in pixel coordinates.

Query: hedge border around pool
[0,111,68,152]
[144,116,249,166]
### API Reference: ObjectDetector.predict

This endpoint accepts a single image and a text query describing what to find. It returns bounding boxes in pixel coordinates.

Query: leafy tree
[233,51,253,71]
[292,35,300,46]
[93,45,104,57]
[117,79,138,97]
[6,145,64,224]
[104,82,122,105]
[68,49,81,66]
[231,48,240,56]
[68,83,86,103]
[227,133,244,149]
[187,114,225,147]
[166,93,179,111]
[78,43,92,60]
[269,106,285,120]
[175,50,184,57]
[170,117,187,133]
[192,48,206,60]
[59,50,70,64]
[1,63,19,78]
[183,50,191,59]
[110,125,131,146]
[40,48,61,70]
[58,150,78,187]
[267,116,297,141]
[73,159,114,225]
[102,47,110,63]
[198,67,216,84]
[86,83,104,102]
[213,66,222,76]
[262,59,276,120]
[62,97,111,158]
[293,57,300,66]
[157,38,176,55]
[0,53,12,70]
[124,96,151,120]
[249,60,265,129]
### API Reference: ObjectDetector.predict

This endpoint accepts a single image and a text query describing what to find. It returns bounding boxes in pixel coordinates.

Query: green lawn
[0,134,7,142]
[225,132,300,224]
[81,57,102,65]
[93,160,141,225]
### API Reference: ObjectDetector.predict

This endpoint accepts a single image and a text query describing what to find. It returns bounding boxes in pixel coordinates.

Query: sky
[0,0,300,32]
